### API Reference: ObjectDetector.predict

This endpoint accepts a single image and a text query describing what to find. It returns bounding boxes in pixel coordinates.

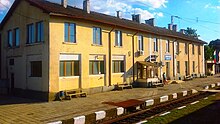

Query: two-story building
[0,0,206,101]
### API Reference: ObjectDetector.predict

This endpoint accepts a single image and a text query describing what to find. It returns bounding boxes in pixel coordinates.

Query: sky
[0,0,220,43]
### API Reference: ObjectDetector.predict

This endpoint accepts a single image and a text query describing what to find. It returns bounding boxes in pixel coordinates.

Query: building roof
[0,0,207,44]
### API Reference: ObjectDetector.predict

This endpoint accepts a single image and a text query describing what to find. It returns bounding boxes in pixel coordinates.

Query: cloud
[0,0,12,11]
[204,3,220,10]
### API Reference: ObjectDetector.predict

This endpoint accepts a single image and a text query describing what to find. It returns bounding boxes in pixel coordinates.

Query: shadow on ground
[169,100,220,124]
[0,95,43,105]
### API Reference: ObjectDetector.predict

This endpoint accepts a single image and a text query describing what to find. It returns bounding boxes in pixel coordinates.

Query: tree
[184,27,200,38]
[204,45,214,60]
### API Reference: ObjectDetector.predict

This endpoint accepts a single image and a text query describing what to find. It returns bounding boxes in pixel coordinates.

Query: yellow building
[0,0,206,101]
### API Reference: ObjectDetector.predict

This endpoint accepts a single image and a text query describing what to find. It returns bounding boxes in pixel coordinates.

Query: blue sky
[0,0,220,42]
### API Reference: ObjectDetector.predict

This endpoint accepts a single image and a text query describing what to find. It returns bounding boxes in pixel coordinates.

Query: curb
[47,82,219,124]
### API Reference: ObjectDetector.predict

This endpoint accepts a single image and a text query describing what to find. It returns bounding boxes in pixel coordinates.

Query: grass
[146,95,216,124]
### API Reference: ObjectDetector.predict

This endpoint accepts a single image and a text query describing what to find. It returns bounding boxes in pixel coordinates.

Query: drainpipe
[149,35,152,62]
[132,32,138,83]
[159,37,163,79]
[188,43,190,75]
[202,44,205,74]
[108,26,115,86]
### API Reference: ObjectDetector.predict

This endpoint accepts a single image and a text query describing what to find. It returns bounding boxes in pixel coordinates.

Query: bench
[116,83,133,90]
[183,75,193,81]
[65,89,87,100]
[147,78,163,87]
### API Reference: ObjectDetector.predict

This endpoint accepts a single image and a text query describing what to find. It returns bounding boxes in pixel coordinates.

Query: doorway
[166,62,170,79]
[10,73,14,93]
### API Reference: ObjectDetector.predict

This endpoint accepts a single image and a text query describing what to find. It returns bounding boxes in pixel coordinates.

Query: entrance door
[166,62,170,79]
[11,73,14,93]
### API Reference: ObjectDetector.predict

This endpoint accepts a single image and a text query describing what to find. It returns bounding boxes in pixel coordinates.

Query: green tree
[204,45,214,60]
[184,27,200,38]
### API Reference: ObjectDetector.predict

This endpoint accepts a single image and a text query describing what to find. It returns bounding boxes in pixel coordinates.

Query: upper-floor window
[185,43,188,54]
[138,35,144,51]
[14,28,20,47]
[198,45,201,55]
[176,41,179,54]
[7,30,12,47]
[36,21,44,42]
[27,23,35,44]
[93,27,102,45]
[192,44,195,55]
[115,30,122,47]
[64,23,76,43]
[153,38,158,52]
[166,40,170,53]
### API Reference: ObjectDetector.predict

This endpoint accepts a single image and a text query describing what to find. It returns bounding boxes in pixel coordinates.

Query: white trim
[145,99,154,106]
[95,111,106,121]
[160,95,168,102]
[89,55,104,60]
[182,91,187,96]
[73,116,85,124]
[47,121,62,124]
[117,107,124,116]
[59,76,80,79]
[60,54,79,61]
[112,55,124,60]
[89,74,105,77]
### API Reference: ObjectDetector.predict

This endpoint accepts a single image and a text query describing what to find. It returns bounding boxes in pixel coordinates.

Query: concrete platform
[0,75,220,123]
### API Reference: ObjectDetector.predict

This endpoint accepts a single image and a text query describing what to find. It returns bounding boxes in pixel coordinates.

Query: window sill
[59,76,80,79]
[7,46,20,49]
[26,42,42,46]
[114,46,123,48]
[89,74,105,77]
[62,42,77,45]
[91,44,103,47]
[112,72,124,75]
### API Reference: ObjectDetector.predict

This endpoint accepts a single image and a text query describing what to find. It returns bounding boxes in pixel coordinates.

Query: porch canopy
[137,61,159,79]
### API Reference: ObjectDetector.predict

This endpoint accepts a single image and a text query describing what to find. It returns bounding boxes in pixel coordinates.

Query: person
[163,72,167,84]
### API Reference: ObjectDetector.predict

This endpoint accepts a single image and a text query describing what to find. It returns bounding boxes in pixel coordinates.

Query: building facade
[0,0,206,101]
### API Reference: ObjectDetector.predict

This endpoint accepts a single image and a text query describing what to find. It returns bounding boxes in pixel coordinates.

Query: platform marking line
[177,106,186,110]
[160,111,171,116]
[190,101,199,105]
[136,120,148,124]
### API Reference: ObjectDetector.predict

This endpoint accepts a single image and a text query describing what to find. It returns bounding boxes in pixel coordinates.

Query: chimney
[61,0,67,8]
[172,24,177,32]
[83,0,90,13]
[180,29,185,34]
[116,11,122,18]
[132,14,141,23]
[168,24,173,30]
[145,18,155,26]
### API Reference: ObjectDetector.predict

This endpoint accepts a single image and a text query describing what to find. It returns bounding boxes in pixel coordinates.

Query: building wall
[0,0,50,95]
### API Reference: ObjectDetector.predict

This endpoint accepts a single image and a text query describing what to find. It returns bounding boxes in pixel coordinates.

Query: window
[185,61,188,75]
[89,61,104,75]
[115,30,122,46]
[138,35,144,51]
[36,21,44,42]
[8,30,12,47]
[185,43,188,54]
[93,27,102,45]
[64,23,76,43]
[153,38,158,52]
[198,45,201,55]
[176,42,179,54]
[60,61,79,76]
[192,44,195,55]
[112,60,124,73]
[27,23,35,44]
[30,61,42,77]
[166,40,170,53]
[9,59,14,66]
[14,28,20,47]
[177,61,180,73]
[193,61,195,72]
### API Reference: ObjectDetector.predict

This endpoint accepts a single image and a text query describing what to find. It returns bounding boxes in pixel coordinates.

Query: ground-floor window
[60,61,79,76]
[30,61,42,77]
[89,61,104,75]
[177,61,180,73]
[112,60,124,73]
[193,61,195,72]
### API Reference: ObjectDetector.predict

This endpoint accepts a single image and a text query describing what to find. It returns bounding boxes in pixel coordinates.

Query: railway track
[100,91,215,124]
